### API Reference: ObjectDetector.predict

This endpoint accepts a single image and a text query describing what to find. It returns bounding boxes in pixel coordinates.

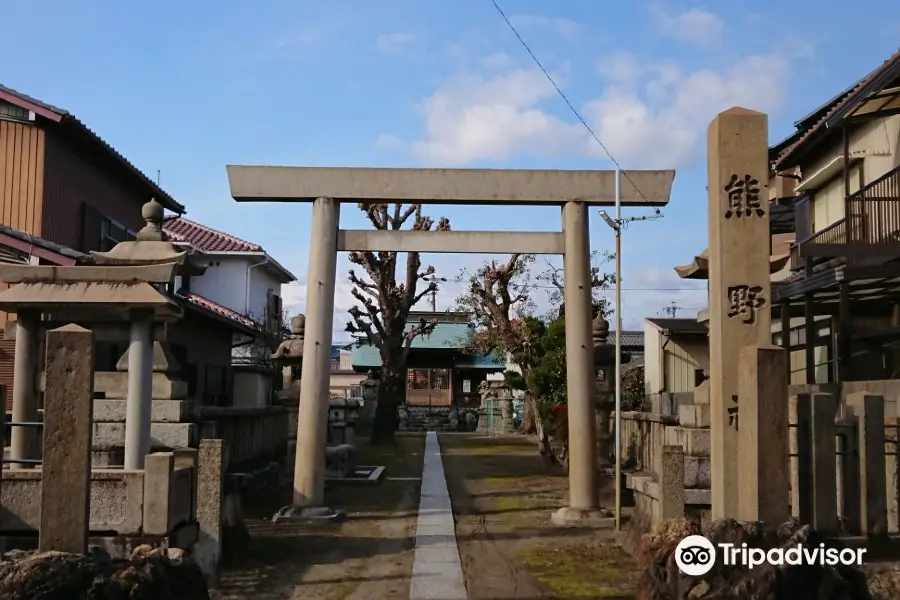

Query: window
[100,216,136,251]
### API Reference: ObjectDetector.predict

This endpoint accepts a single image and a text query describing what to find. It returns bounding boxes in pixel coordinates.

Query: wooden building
[0,83,186,408]
[350,311,505,408]
[770,49,900,384]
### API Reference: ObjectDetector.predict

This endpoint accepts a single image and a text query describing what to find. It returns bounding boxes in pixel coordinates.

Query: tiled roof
[611,330,644,348]
[774,49,900,169]
[177,291,261,332]
[163,216,263,253]
[0,224,91,263]
[645,318,708,335]
[0,84,185,214]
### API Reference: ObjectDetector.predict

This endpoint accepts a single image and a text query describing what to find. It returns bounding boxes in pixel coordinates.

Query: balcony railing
[790,165,900,271]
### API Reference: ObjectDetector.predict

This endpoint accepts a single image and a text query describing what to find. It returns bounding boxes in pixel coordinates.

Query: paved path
[409,431,467,600]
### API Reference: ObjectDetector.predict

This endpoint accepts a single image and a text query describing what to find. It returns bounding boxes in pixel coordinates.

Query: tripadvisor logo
[675,535,866,576]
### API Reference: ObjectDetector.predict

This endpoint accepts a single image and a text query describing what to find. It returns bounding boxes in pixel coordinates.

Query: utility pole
[598,174,664,532]
[425,275,446,312]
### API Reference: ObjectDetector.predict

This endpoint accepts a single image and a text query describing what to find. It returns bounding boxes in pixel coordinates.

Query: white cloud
[376,32,416,56]
[482,52,513,69]
[650,8,725,47]
[508,14,581,39]
[406,51,789,169]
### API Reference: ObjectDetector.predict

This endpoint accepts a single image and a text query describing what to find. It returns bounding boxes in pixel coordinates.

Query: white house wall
[643,322,662,395]
[189,259,250,314]
[248,263,285,321]
[806,115,900,231]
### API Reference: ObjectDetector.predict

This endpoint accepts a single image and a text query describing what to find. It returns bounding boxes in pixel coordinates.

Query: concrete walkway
[409,432,467,600]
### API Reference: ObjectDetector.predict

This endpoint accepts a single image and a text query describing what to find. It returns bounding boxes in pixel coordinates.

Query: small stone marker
[707,107,772,519]
[852,393,888,537]
[39,324,94,554]
[196,438,225,586]
[660,446,685,520]
[737,345,789,524]
[811,393,838,534]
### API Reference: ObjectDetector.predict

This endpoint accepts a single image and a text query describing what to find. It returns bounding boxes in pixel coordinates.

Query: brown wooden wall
[41,128,148,252]
[0,120,47,404]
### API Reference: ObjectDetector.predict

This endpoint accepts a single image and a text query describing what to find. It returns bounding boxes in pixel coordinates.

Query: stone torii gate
[226,166,675,523]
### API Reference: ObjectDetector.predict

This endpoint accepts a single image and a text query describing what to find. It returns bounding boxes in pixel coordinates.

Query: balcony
[790,165,900,272]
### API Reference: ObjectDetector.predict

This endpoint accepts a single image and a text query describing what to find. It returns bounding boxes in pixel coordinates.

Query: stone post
[292,196,339,509]
[552,200,602,526]
[39,324,94,554]
[10,310,39,469]
[707,107,771,519]
[794,393,814,522]
[660,446,685,519]
[124,310,154,470]
[852,392,888,537]
[143,451,175,535]
[737,345,789,524]
[811,393,838,534]
[196,439,225,586]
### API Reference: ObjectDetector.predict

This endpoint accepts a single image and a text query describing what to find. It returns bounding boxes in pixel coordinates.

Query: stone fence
[623,380,900,541]
[198,406,288,472]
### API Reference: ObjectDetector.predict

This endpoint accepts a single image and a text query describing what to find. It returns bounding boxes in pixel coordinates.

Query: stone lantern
[592,313,631,469]
[271,314,305,403]
[328,396,361,445]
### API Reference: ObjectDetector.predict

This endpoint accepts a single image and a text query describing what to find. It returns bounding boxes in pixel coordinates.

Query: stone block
[852,393,888,537]
[678,404,711,428]
[143,452,175,535]
[665,426,710,457]
[195,439,225,586]
[92,371,187,400]
[1,469,145,535]
[684,456,710,489]
[93,399,192,423]
[92,422,196,451]
[660,446,685,519]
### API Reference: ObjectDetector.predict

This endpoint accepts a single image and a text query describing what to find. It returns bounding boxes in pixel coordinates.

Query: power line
[282,282,706,292]
[488,0,652,206]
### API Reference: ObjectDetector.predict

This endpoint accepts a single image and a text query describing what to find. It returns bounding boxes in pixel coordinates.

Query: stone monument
[707,107,777,519]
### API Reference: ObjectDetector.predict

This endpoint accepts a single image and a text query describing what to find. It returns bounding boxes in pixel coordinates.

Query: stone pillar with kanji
[707,107,773,519]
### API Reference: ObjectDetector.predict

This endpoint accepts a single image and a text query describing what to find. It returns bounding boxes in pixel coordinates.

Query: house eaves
[0,84,185,214]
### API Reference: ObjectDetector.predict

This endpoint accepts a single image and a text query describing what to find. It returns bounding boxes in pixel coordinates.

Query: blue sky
[2,1,898,339]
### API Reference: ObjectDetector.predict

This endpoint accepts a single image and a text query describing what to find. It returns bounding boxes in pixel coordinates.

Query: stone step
[685,456,711,489]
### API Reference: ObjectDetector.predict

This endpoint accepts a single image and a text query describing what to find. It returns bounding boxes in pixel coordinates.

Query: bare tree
[535,250,616,317]
[345,203,451,445]
[453,254,551,437]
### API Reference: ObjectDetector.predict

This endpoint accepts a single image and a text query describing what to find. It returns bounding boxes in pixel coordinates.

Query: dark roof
[610,330,644,347]
[163,216,262,253]
[646,318,708,335]
[774,48,900,169]
[331,345,342,359]
[0,224,91,263]
[0,84,185,214]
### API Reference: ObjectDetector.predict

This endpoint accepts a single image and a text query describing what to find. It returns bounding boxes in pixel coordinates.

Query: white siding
[190,258,249,314]
[805,115,900,231]
[248,264,284,321]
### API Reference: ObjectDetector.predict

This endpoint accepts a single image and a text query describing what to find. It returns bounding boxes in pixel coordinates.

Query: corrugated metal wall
[41,129,147,251]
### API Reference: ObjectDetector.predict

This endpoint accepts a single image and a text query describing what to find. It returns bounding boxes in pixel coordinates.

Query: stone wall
[398,406,478,432]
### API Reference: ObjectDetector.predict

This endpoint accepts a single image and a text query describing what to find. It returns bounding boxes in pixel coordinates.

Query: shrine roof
[350,321,505,369]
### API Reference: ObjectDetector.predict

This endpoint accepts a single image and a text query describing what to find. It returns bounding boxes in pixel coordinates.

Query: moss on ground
[522,541,639,599]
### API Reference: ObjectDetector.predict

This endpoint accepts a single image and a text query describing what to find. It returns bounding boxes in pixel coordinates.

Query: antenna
[662,301,681,317]
[156,169,161,185]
